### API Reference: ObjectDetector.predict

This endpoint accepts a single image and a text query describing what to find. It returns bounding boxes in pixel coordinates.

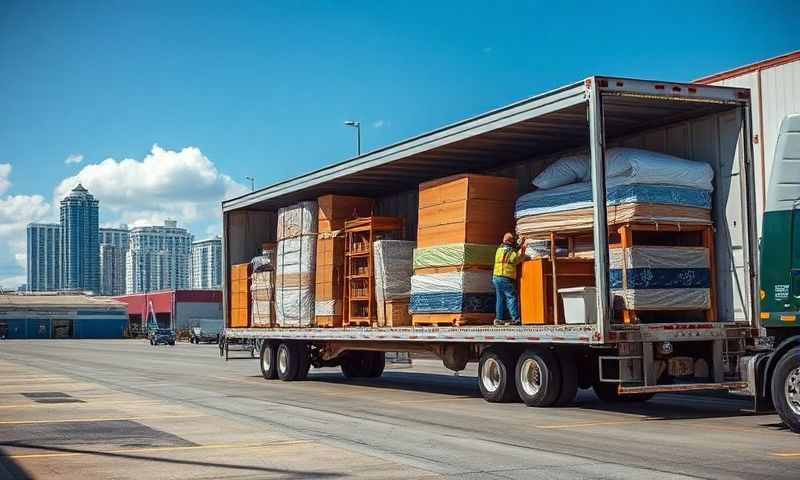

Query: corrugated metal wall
[710,59,800,233]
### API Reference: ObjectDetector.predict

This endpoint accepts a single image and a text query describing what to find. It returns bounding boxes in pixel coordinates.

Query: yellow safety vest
[493,245,521,278]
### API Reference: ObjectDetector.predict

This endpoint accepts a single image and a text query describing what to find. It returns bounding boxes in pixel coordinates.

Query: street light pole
[344,121,361,155]
[245,176,255,191]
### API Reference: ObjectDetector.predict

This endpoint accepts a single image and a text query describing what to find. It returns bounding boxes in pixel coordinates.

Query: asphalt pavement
[0,340,797,479]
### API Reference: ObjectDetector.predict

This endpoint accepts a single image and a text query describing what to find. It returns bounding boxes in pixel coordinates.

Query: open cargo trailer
[222,76,763,407]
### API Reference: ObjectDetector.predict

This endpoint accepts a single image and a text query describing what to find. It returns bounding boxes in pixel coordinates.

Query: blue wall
[1,311,127,339]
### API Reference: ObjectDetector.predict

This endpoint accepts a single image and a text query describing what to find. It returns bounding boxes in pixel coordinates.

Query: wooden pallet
[343,319,375,327]
[412,313,494,327]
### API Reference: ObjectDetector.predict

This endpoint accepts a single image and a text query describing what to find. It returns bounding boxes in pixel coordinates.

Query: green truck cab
[754,114,800,432]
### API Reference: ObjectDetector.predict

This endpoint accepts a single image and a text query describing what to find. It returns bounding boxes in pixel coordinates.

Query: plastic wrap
[609,246,709,270]
[515,182,711,218]
[413,243,497,269]
[250,300,274,327]
[276,201,318,240]
[374,240,415,300]
[250,252,275,273]
[612,288,710,311]
[610,268,710,289]
[275,234,316,327]
[530,148,713,191]
[409,292,495,314]
[314,299,339,316]
[411,270,493,294]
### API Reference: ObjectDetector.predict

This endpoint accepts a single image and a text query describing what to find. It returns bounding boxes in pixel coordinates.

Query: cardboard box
[315,314,343,328]
[381,299,411,327]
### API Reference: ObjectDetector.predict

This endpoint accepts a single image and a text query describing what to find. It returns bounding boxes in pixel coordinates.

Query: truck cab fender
[761,335,800,398]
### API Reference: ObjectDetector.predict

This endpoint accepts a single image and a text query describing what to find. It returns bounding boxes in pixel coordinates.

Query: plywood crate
[417,174,516,248]
[229,262,251,328]
[318,195,375,233]
[383,299,411,327]
[315,234,346,326]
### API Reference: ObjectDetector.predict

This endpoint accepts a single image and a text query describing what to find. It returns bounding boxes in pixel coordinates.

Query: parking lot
[0,340,797,479]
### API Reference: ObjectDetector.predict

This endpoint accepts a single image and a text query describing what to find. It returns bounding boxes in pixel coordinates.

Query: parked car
[150,328,176,346]
[190,326,220,344]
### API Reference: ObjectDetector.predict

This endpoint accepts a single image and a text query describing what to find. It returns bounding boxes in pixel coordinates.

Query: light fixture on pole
[245,176,255,191]
[344,120,361,155]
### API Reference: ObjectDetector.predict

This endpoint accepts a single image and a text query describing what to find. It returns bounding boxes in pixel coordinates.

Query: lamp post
[245,176,255,191]
[344,120,361,155]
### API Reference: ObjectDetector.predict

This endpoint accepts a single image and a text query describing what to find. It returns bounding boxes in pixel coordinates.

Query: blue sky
[0,0,797,287]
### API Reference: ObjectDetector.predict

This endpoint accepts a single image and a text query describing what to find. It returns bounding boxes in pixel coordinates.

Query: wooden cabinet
[519,258,595,325]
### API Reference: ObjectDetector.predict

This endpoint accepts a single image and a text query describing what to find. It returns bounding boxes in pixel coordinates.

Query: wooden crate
[383,299,411,327]
[417,174,516,248]
[314,314,343,328]
[412,312,493,327]
[318,195,375,232]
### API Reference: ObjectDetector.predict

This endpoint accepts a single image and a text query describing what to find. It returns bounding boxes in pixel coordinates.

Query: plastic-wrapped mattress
[409,292,495,314]
[275,204,317,327]
[411,270,493,294]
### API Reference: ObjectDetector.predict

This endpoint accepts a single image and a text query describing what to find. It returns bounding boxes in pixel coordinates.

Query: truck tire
[554,350,578,406]
[341,351,371,378]
[276,342,300,381]
[771,346,800,433]
[479,348,519,403]
[365,352,385,378]
[515,348,561,407]
[260,341,278,380]
[295,343,311,381]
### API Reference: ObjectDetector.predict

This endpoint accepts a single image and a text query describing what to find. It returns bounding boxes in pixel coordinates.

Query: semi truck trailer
[220,77,780,426]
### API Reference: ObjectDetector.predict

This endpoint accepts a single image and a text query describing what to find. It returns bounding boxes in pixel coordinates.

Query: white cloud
[0,169,54,288]
[64,153,84,164]
[0,163,11,195]
[372,120,389,129]
[55,144,248,228]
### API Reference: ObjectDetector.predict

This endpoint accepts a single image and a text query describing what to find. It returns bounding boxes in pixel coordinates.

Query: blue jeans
[492,276,520,322]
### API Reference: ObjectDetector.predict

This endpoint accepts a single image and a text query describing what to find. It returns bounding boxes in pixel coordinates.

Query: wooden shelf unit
[342,216,404,327]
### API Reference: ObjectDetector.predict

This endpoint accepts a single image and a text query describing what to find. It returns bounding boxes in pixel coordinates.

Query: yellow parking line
[772,452,800,458]
[0,414,205,425]
[3,440,312,459]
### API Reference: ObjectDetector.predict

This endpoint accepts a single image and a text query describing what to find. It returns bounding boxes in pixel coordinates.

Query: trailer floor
[0,340,795,480]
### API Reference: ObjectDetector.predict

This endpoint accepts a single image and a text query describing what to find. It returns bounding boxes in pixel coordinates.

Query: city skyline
[25,184,219,294]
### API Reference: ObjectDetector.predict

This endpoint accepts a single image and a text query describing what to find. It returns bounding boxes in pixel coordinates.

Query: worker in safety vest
[493,232,529,326]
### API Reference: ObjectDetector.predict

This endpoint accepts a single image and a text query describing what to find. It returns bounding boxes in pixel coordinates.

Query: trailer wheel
[341,351,376,379]
[515,349,561,407]
[295,343,311,381]
[771,346,800,433]
[276,342,300,381]
[479,348,518,403]
[554,350,578,406]
[365,352,385,378]
[259,341,278,380]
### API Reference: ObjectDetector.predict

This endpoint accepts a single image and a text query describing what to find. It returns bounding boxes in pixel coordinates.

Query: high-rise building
[99,226,129,296]
[26,223,62,292]
[60,184,100,292]
[191,237,222,289]
[126,220,193,293]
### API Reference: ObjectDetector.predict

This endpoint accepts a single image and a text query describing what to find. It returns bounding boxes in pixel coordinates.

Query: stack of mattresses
[374,240,415,327]
[275,201,317,327]
[314,195,375,327]
[250,245,275,327]
[411,174,516,326]
[515,148,714,238]
[610,246,711,311]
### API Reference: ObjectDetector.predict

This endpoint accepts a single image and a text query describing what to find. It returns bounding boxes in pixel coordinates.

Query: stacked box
[275,201,317,327]
[315,195,374,327]
[250,247,275,327]
[229,263,250,328]
[374,240,415,327]
[412,175,516,326]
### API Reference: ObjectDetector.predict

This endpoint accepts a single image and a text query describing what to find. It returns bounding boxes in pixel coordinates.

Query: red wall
[113,289,222,322]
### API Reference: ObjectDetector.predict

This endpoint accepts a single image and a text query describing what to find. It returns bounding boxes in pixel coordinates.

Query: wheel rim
[785,366,800,416]
[481,357,502,393]
[519,358,542,397]
[262,345,272,373]
[278,346,289,375]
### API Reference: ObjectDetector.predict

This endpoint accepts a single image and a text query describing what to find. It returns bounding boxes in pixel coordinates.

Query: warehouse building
[113,289,222,334]
[0,294,128,339]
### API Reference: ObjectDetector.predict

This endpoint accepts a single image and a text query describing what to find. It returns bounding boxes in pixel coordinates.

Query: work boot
[493,319,505,326]
[508,319,521,326]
